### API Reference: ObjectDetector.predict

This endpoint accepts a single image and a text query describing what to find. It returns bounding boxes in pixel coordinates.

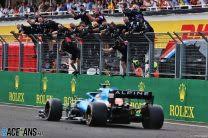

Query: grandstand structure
[0,0,208,19]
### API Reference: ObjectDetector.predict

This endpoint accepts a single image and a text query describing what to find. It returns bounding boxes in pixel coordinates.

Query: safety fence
[0,32,207,80]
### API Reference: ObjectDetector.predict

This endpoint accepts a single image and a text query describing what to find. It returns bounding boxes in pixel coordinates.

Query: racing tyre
[45,98,63,121]
[141,105,164,129]
[86,102,108,126]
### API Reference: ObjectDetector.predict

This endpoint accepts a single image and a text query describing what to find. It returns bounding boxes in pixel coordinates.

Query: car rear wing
[108,90,154,104]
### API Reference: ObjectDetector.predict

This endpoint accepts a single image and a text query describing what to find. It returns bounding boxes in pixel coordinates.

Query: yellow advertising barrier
[151,19,208,33]
[0,26,18,35]
[152,19,208,48]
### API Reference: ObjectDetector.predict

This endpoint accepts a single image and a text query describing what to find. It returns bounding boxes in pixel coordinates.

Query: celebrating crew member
[102,37,128,76]
[14,3,155,76]
[91,8,106,25]
[69,5,92,26]
[122,4,154,34]
[61,36,80,75]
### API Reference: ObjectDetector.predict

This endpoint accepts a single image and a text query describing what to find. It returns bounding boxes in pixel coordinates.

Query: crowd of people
[14,4,154,76]
[0,0,208,18]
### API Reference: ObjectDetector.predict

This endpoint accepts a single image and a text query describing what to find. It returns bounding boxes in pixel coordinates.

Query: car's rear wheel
[85,102,108,126]
[141,105,164,129]
[45,98,63,121]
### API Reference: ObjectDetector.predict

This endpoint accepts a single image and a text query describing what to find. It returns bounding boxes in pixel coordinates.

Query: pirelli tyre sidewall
[86,102,108,126]
[45,98,63,121]
[141,105,164,129]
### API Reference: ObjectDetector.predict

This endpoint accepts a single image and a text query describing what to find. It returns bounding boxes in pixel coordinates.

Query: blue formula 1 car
[39,83,164,129]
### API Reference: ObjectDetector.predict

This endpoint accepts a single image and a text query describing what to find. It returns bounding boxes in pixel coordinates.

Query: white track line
[0,103,41,110]
[1,104,208,129]
[165,122,208,129]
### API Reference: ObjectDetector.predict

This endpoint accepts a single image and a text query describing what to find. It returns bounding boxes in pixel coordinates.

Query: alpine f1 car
[38,83,164,129]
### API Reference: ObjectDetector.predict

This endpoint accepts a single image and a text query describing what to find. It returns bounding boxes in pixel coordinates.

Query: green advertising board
[0,71,207,123]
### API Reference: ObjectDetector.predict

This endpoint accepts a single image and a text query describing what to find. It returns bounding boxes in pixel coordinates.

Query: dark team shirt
[98,24,107,32]
[30,24,40,34]
[112,41,127,56]
[123,22,131,31]
[57,27,71,38]
[131,19,154,33]
[44,20,59,33]
[37,23,46,33]
[116,24,128,35]
[124,9,154,33]
[74,12,92,26]
[62,37,80,54]
[123,9,143,22]
[20,25,37,34]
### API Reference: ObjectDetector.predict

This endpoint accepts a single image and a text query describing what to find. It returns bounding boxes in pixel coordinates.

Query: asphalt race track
[0,104,208,138]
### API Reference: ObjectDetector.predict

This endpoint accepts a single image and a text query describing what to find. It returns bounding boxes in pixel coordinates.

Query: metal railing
[0,32,207,80]
[173,32,208,79]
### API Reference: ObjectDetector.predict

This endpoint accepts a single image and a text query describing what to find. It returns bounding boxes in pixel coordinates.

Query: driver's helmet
[100,80,110,88]
[132,60,140,67]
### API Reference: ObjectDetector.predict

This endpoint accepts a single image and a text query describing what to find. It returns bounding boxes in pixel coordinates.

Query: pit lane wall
[0,71,207,123]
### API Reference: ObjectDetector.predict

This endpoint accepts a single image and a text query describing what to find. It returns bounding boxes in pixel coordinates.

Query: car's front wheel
[45,98,63,121]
